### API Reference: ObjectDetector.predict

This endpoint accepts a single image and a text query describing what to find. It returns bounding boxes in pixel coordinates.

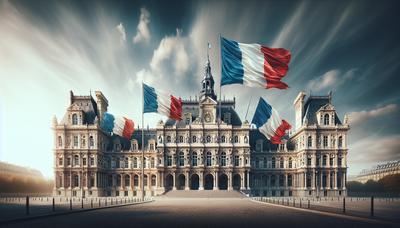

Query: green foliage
[348,174,400,193]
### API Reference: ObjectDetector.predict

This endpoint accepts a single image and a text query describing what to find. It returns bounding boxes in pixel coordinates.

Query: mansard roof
[131,129,157,150]
[302,95,342,125]
[60,93,99,125]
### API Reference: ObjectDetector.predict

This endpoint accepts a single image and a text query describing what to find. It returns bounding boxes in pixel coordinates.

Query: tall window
[74,155,79,166]
[167,136,171,143]
[323,136,328,148]
[234,135,239,143]
[89,136,94,147]
[125,175,130,187]
[288,157,293,168]
[134,175,139,186]
[271,175,276,186]
[206,135,211,143]
[192,152,198,166]
[72,114,78,125]
[58,157,63,166]
[255,157,260,168]
[166,155,172,166]
[306,173,312,188]
[151,175,156,187]
[58,136,62,147]
[67,157,71,166]
[256,140,263,152]
[206,152,212,166]
[221,136,226,143]
[244,135,248,143]
[234,155,239,166]
[279,175,284,187]
[150,157,155,168]
[338,136,343,148]
[90,157,95,166]
[179,136,184,143]
[288,174,292,187]
[272,157,276,168]
[324,114,330,125]
[73,175,79,187]
[337,157,342,166]
[73,135,78,147]
[192,135,197,143]
[307,136,312,148]
[133,157,138,168]
[82,158,87,166]
[329,157,334,166]
[323,155,327,166]
[179,151,185,166]
[220,152,226,166]
[280,158,284,168]
[307,157,312,166]
[316,156,320,167]
[124,157,129,168]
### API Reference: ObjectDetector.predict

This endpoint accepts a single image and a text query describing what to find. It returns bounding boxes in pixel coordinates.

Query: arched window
[151,175,156,186]
[280,158,284,168]
[221,152,226,166]
[324,114,330,125]
[58,136,62,147]
[192,152,198,166]
[221,136,226,143]
[124,175,130,187]
[74,155,79,166]
[179,151,185,166]
[206,135,211,143]
[288,157,293,168]
[72,114,78,125]
[307,136,312,148]
[89,136,94,147]
[179,135,184,143]
[166,136,171,143]
[244,135,248,143]
[234,135,239,143]
[133,175,139,187]
[192,135,197,143]
[272,157,276,168]
[158,135,163,143]
[206,152,212,166]
[338,136,343,148]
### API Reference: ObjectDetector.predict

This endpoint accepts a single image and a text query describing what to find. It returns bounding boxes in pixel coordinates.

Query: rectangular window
[234,155,239,166]
[67,157,71,166]
[167,155,172,166]
[323,136,328,148]
[82,158,87,166]
[329,157,334,166]
[58,158,63,166]
[307,157,312,166]
[90,157,95,166]
[73,135,79,147]
[338,157,342,166]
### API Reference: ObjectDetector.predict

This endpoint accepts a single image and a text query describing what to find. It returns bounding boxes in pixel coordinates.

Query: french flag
[100,112,135,139]
[252,97,291,144]
[143,83,183,120]
[221,37,291,89]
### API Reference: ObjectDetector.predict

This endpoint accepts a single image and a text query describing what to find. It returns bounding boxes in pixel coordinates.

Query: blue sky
[0,0,399,178]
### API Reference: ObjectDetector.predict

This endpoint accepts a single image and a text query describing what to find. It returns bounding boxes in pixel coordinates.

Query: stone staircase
[159,190,246,198]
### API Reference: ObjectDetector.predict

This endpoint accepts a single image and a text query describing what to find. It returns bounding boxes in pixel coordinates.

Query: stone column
[240,173,245,190]
[247,171,250,190]
[334,171,337,189]
[320,172,323,190]
[199,172,204,190]
[327,171,331,189]
[185,172,190,190]
[214,172,219,190]
[228,172,233,190]
[311,171,315,189]
[304,172,307,189]
[173,172,177,190]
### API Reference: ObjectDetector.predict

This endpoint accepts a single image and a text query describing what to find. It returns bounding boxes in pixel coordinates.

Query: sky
[0,0,399,178]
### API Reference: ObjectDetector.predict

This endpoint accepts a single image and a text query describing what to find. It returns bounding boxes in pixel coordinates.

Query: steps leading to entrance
[159,190,246,198]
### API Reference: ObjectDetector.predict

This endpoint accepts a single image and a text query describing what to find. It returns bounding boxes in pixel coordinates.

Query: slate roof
[302,95,342,125]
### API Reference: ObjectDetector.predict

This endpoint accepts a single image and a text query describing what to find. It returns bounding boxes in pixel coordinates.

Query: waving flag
[221,37,291,89]
[143,83,183,120]
[252,98,291,144]
[101,112,135,139]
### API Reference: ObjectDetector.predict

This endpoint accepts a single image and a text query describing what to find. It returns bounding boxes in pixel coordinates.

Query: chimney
[95,91,109,122]
[293,91,306,131]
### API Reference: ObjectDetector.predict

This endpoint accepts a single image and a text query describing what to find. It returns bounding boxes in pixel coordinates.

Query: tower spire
[200,42,216,101]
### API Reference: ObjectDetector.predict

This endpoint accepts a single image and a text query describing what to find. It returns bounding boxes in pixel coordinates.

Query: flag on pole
[221,37,291,89]
[100,112,135,139]
[251,97,291,144]
[143,83,183,120]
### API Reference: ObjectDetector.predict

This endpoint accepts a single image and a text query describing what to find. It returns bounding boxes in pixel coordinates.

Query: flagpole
[141,82,145,201]
[219,34,222,123]
[245,95,252,121]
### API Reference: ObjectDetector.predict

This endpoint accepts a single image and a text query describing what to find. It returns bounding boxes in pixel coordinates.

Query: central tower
[200,53,217,101]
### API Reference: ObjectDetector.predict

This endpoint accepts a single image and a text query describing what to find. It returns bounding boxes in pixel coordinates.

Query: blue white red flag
[101,112,135,139]
[143,83,183,120]
[221,37,291,89]
[252,98,291,144]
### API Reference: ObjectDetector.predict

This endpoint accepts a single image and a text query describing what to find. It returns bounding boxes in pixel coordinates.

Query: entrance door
[165,174,173,190]
[190,174,199,190]
[218,174,228,190]
[233,174,241,190]
[177,174,186,190]
[204,174,213,190]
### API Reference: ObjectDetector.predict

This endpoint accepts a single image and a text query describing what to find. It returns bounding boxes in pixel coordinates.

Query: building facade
[354,160,400,183]
[53,60,349,198]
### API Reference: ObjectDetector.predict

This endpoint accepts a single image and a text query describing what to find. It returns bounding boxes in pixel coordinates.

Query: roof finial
[207,42,211,63]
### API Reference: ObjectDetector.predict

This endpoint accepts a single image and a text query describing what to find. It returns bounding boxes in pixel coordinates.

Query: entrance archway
[233,174,241,190]
[165,174,173,190]
[190,174,199,190]
[204,174,214,190]
[218,174,228,190]
[177,174,185,190]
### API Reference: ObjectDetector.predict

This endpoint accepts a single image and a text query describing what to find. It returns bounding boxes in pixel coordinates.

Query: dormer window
[224,113,231,124]
[256,140,263,152]
[72,114,78,125]
[324,114,330,125]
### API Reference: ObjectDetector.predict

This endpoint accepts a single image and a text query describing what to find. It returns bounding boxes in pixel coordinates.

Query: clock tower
[199,49,217,101]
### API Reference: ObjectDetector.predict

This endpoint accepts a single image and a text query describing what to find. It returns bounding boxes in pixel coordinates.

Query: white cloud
[116,22,126,45]
[150,29,189,76]
[349,135,400,163]
[307,70,339,92]
[349,104,398,126]
[133,7,150,44]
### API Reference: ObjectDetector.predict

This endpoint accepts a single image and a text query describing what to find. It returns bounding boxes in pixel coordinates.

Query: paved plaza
[1,194,399,228]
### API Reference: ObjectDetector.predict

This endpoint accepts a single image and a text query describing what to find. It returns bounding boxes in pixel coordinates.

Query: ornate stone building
[53,60,349,198]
